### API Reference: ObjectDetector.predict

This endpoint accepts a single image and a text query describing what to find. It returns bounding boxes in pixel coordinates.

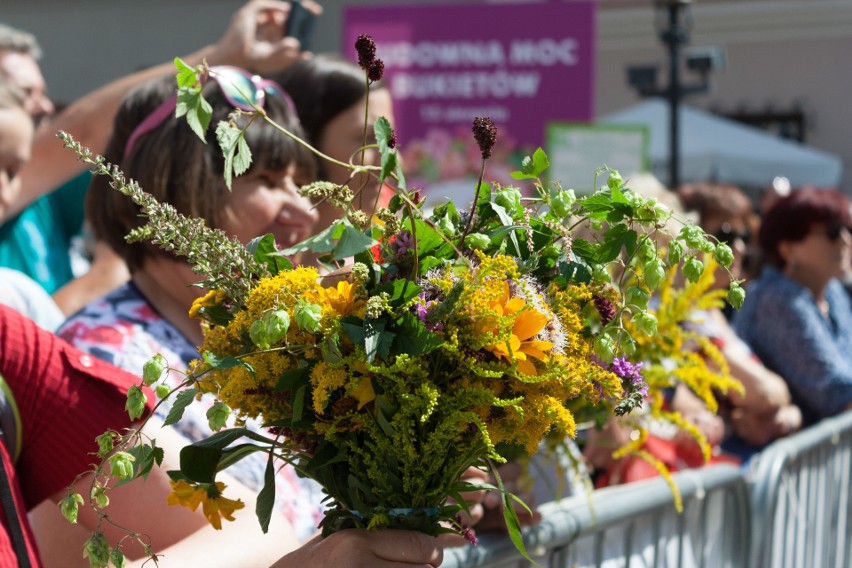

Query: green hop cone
[713,242,735,269]
[666,239,684,267]
[549,189,575,218]
[680,225,707,250]
[607,170,623,190]
[91,485,109,509]
[295,301,323,334]
[594,334,615,364]
[728,283,746,309]
[96,432,115,458]
[250,309,291,350]
[59,492,84,524]
[154,383,171,400]
[125,385,147,421]
[642,258,666,291]
[625,286,649,310]
[494,187,522,212]
[108,451,136,481]
[110,549,127,568]
[683,256,705,283]
[634,312,658,336]
[464,232,490,250]
[637,239,657,263]
[207,401,230,431]
[142,354,166,386]
[83,533,111,568]
[592,265,610,285]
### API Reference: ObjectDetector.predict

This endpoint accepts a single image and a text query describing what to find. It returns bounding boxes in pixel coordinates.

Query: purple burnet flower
[593,294,616,326]
[368,59,385,82]
[471,116,497,160]
[355,35,377,70]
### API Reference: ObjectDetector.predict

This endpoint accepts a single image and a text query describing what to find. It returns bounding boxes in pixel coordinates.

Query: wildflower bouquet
[58,35,744,566]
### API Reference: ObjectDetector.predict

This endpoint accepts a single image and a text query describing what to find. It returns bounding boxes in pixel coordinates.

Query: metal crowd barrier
[748,410,852,568]
[444,464,750,568]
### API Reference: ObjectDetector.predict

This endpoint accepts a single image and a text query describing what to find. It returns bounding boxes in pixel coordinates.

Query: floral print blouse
[58,282,327,542]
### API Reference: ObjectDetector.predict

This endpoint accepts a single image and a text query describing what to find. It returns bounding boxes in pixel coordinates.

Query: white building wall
[4,0,850,190]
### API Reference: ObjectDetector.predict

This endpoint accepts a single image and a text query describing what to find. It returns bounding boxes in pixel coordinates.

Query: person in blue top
[732,187,852,427]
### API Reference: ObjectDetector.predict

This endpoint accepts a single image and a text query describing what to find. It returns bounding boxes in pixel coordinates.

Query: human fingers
[366,529,443,566]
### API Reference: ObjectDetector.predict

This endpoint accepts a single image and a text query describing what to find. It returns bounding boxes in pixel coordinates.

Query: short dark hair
[759,186,852,269]
[88,74,315,272]
[271,55,384,180]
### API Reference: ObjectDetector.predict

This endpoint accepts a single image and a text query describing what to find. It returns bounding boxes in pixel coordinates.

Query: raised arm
[3,0,308,222]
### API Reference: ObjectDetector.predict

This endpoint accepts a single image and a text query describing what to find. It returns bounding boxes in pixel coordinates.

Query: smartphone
[285,1,316,52]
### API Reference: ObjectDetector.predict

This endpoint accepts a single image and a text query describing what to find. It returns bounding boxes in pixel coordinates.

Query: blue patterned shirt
[732,266,852,426]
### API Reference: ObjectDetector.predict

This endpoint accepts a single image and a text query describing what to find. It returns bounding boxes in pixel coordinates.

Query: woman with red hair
[733,187,852,426]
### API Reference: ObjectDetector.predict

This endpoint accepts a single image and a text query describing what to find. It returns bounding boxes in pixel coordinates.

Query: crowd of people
[1,1,851,566]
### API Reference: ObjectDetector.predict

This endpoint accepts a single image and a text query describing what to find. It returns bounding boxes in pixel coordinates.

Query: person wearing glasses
[672,182,803,459]
[0,1,316,319]
[733,187,852,427]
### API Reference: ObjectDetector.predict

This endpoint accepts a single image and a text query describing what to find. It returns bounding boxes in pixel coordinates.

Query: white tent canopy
[598,98,843,190]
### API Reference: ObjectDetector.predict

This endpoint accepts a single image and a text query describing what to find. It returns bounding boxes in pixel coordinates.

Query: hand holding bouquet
[57,35,744,567]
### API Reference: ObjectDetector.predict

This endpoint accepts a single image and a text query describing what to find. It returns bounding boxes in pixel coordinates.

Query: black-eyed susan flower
[484,283,554,376]
[167,480,245,530]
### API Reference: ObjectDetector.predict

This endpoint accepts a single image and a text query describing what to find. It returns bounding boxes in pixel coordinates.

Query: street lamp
[626,0,724,189]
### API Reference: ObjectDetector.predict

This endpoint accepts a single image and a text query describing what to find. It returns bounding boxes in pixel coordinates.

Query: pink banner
[344,1,596,201]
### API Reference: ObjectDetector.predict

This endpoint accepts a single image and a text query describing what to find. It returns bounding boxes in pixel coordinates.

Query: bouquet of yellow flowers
[58,35,745,566]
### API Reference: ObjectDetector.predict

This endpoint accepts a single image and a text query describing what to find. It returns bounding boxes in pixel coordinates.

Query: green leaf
[218,443,266,471]
[257,454,276,533]
[333,221,378,260]
[577,194,615,219]
[510,147,549,180]
[216,121,252,189]
[406,218,444,257]
[570,238,599,265]
[341,317,365,348]
[176,88,212,143]
[489,202,523,256]
[247,233,293,275]
[196,305,233,326]
[275,366,311,393]
[202,352,255,376]
[174,57,198,89]
[180,428,251,483]
[282,219,344,256]
[390,313,443,357]
[494,467,539,567]
[376,278,422,308]
[531,147,550,176]
[292,385,306,423]
[598,224,637,263]
[364,318,395,363]
[163,388,200,426]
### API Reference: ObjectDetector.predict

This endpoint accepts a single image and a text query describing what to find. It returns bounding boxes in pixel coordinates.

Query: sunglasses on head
[823,223,851,241]
[124,66,293,156]
[712,223,751,246]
